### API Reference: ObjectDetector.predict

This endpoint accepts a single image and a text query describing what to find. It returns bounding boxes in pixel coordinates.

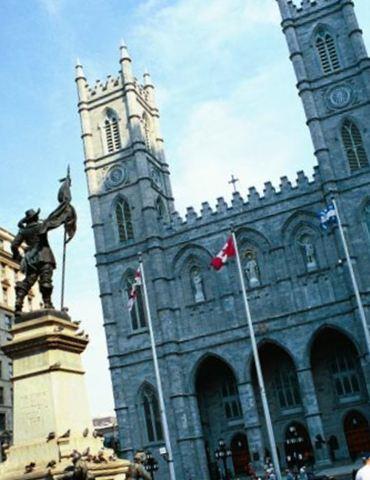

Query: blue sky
[0,0,369,416]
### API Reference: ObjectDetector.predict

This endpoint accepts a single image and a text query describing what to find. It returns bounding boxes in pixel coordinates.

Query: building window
[126,276,146,330]
[0,388,4,405]
[115,199,134,242]
[2,288,8,305]
[104,109,121,153]
[0,413,5,431]
[0,361,2,379]
[364,204,370,237]
[342,120,369,172]
[330,350,361,398]
[274,363,302,409]
[141,386,163,443]
[315,31,340,74]
[222,379,242,420]
[156,197,166,220]
[142,112,152,151]
[5,316,12,330]
[0,239,3,250]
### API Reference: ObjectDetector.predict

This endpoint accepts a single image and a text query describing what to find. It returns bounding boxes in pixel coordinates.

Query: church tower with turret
[276,0,370,189]
[77,2,370,479]
[76,43,174,252]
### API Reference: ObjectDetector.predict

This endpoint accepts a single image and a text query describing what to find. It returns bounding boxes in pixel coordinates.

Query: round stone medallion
[328,85,352,109]
[105,165,126,189]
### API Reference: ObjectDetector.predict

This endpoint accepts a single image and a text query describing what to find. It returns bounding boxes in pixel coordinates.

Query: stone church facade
[76,0,370,478]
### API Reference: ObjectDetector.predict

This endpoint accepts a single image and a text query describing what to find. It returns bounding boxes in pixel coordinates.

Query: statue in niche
[190,267,205,303]
[297,235,317,270]
[244,251,260,288]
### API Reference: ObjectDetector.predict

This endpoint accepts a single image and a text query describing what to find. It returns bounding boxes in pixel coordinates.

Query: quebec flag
[319,203,337,230]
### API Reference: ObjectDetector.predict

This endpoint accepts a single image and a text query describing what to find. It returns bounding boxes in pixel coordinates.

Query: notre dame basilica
[76,0,370,478]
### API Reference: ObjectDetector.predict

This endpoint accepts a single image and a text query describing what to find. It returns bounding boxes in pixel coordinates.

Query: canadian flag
[211,236,236,270]
[128,267,142,312]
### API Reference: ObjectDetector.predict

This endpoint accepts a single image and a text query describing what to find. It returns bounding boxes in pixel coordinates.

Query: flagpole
[332,199,370,355]
[60,165,71,311]
[60,228,67,310]
[139,255,177,480]
[232,232,282,480]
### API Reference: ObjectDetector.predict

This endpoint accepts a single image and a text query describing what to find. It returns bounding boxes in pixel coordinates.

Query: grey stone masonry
[77,2,370,479]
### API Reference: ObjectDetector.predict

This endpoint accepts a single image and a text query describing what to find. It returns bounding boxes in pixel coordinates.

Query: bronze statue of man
[12,208,57,312]
[11,172,77,314]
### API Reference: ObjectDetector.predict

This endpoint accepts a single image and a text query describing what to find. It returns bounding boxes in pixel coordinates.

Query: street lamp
[215,439,232,480]
[144,450,159,480]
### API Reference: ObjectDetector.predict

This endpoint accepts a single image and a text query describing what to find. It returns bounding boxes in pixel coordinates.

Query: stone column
[173,393,210,480]
[238,381,265,469]
[360,354,370,396]
[296,366,331,467]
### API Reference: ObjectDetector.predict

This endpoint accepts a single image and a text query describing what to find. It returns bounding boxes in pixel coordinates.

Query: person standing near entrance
[356,453,370,480]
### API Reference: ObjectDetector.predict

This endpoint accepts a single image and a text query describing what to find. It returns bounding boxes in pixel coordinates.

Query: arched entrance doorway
[251,343,305,466]
[231,433,251,476]
[284,422,314,469]
[344,411,370,460]
[311,327,368,462]
[195,355,244,480]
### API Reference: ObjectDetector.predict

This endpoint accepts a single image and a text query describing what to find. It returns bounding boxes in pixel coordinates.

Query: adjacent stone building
[0,227,42,461]
[76,0,370,478]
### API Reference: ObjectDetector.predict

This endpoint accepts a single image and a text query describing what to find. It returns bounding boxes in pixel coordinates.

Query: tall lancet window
[142,112,152,151]
[104,109,121,153]
[342,119,369,172]
[126,274,146,330]
[140,385,163,443]
[115,198,134,242]
[315,30,340,74]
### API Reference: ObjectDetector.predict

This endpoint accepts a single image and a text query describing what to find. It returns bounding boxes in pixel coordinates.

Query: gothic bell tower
[75,43,174,252]
[276,0,370,190]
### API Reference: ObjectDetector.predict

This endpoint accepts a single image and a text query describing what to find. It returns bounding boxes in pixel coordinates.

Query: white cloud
[133,0,279,66]
[38,0,62,16]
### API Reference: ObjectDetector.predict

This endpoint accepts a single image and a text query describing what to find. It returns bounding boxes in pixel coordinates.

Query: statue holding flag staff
[11,167,77,314]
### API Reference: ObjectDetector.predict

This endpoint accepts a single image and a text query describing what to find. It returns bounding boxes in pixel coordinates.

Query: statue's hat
[19,208,40,226]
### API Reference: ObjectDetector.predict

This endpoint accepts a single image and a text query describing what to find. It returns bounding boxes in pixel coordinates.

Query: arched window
[115,199,134,242]
[273,360,301,409]
[125,274,146,330]
[330,349,361,398]
[342,120,369,172]
[222,378,242,420]
[315,30,340,74]
[104,109,121,153]
[142,112,152,151]
[364,204,370,236]
[156,197,166,220]
[140,385,163,443]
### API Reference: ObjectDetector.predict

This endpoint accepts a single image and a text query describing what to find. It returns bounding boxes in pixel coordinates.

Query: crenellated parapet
[277,0,343,21]
[82,73,153,105]
[166,167,321,232]
[86,74,122,99]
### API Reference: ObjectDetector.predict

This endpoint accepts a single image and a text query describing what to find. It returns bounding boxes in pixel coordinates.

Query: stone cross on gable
[228,174,239,192]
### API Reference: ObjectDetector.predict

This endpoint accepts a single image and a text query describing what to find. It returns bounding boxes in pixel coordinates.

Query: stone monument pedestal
[0,310,130,480]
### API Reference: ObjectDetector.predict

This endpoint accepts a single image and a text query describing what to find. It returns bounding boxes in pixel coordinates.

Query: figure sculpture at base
[127,451,151,480]
[11,171,77,314]
[57,451,95,480]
